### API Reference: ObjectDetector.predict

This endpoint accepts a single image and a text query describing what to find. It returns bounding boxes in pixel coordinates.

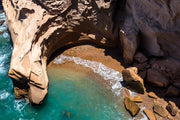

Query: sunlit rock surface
[3,0,180,104]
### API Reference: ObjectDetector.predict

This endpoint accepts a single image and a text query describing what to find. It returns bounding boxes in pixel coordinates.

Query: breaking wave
[54,55,124,97]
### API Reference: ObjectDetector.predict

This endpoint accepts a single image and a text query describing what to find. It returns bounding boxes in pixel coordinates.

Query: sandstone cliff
[3,0,180,104]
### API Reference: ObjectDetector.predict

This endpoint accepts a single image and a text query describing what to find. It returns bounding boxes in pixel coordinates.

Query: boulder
[134,52,148,63]
[165,85,180,97]
[166,101,179,116]
[122,67,145,94]
[124,97,140,117]
[143,109,156,120]
[130,96,142,103]
[146,69,170,87]
[153,100,169,117]
[0,20,5,26]
[148,92,158,99]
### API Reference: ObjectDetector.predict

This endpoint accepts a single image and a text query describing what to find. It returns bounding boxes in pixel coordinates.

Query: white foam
[54,55,124,96]
[0,90,10,100]
[54,55,148,120]
[14,99,28,112]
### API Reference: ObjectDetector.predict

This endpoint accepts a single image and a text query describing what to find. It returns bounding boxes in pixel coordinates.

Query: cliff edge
[3,0,180,105]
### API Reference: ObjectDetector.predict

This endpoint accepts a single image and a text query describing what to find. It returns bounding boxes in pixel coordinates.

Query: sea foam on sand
[54,55,124,96]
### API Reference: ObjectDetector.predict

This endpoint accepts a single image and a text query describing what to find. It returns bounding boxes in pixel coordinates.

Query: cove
[0,10,130,120]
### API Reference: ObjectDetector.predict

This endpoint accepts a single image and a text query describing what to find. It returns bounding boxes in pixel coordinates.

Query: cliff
[2,0,180,105]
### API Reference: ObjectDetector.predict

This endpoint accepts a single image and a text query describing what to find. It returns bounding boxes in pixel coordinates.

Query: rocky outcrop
[3,0,123,104]
[3,0,180,105]
[122,67,145,94]
[121,0,180,64]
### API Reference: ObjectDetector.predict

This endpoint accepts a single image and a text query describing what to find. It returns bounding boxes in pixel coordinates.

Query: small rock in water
[0,20,5,26]
[62,110,71,119]
[66,112,71,118]
[0,10,3,13]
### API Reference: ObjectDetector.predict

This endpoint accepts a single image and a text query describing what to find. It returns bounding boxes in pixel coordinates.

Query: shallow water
[0,9,130,120]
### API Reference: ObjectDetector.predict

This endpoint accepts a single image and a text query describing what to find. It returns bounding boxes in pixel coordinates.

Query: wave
[0,90,10,100]
[54,55,125,97]
[54,55,148,120]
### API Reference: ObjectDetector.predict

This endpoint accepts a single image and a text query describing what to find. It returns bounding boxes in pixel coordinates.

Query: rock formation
[122,67,145,94]
[3,0,180,105]
[3,0,122,104]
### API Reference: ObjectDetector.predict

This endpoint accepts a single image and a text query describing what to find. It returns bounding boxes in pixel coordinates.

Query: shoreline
[47,45,147,119]
[48,45,180,120]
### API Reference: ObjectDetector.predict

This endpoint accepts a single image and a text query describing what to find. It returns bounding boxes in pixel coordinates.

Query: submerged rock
[62,110,71,119]
[122,67,145,94]
[124,97,140,117]
[0,20,5,26]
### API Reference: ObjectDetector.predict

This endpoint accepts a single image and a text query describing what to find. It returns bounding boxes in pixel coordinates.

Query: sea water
[0,8,130,120]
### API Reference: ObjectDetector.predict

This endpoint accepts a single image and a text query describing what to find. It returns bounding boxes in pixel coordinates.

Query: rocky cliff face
[3,0,180,104]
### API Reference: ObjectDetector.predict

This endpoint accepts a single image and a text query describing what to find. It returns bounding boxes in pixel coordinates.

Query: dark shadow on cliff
[47,42,124,66]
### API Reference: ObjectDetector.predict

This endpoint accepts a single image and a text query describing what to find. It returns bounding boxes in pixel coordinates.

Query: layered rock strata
[3,0,180,105]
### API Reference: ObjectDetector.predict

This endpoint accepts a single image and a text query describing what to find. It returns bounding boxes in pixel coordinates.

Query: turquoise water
[0,10,129,120]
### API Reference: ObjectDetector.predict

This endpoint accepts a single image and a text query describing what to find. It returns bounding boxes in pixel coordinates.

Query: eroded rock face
[3,0,180,104]
[3,0,124,104]
[122,67,145,94]
[121,0,180,63]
